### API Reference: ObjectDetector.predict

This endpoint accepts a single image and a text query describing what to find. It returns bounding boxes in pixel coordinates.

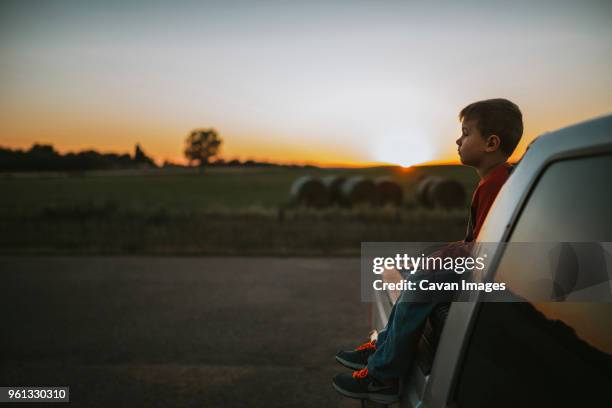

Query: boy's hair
[459,98,523,156]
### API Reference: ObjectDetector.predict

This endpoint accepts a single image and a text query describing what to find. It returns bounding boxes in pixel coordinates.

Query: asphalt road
[0,257,369,407]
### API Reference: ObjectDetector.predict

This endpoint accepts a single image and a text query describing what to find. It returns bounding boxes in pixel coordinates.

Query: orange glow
[0,106,605,168]
[0,130,564,168]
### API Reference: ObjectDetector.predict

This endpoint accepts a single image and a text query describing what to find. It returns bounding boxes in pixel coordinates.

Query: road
[0,257,368,407]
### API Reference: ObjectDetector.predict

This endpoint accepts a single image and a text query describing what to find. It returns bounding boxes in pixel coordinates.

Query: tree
[133,143,156,167]
[184,128,222,170]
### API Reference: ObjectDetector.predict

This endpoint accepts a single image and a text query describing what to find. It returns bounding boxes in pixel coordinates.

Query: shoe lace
[355,340,376,351]
[352,368,369,379]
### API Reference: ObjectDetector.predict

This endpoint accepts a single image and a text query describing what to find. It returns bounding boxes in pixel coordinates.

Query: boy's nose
[455,137,461,146]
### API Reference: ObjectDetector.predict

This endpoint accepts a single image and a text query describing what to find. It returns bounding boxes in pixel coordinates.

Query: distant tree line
[1,139,320,173]
[0,143,156,172]
[163,157,318,170]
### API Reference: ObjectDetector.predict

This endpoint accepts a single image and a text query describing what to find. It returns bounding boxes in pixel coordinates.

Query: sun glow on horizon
[0,1,610,168]
[367,127,438,168]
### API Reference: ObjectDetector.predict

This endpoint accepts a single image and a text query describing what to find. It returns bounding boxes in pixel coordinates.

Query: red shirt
[466,162,511,241]
[429,162,512,259]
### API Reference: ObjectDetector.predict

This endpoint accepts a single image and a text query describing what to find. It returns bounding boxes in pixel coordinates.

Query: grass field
[0,165,479,255]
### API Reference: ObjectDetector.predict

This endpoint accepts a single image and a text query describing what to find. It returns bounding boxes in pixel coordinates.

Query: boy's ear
[485,134,501,152]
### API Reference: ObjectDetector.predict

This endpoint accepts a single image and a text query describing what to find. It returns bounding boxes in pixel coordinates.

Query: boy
[332,98,524,404]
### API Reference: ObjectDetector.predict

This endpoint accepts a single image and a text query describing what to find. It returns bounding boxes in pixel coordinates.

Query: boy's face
[456,119,488,166]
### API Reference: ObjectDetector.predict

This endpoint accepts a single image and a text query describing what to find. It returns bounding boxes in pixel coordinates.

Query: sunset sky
[1,0,611,167]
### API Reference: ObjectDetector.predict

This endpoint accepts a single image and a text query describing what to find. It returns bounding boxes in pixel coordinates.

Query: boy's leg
[332,291,436,404]
[336,288,416,370]
[372,306,392,343]
[367,295,436,380]
[334,296,395,370]
[366,267,461,379]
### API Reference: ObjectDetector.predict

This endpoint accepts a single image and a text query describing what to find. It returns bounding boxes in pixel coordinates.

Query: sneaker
[335,340,376,370]
[332,368,399,404]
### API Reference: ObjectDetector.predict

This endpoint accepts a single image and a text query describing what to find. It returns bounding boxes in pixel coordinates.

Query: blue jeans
[367,291,436,380]
[367,265,463,380]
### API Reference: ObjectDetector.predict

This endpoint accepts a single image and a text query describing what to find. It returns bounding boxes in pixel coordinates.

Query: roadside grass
[0,165,476,255]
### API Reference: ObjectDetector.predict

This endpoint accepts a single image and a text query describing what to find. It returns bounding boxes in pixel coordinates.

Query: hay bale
[289,176,330,208]
[340,176,377,207]
[415,176,441,208]
[429,178,466,209]
[415,177,466,208]
[375,177,403,206]
[322,175,347,206]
